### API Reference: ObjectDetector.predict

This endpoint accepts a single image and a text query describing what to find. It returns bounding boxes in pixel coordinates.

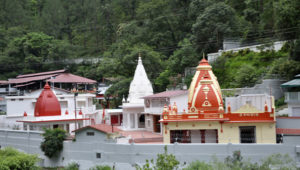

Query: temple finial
[138,52,142,63]
[203,53,205,59]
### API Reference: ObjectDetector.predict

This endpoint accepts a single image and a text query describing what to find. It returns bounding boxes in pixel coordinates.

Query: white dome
[127,56,153,104]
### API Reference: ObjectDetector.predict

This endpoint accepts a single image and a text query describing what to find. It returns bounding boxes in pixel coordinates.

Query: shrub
[0,147,39,170]
[183,161,213,170]
[40,128,66,158]
[136,145,179,170]
[89,165,111,170]
[63,162,80,170]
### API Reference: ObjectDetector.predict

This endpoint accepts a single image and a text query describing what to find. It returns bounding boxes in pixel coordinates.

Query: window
[96,153,101,158]
[87,132,95,136]
[11,99,15,101]
[240,126,256,143]
[19,98,23,101]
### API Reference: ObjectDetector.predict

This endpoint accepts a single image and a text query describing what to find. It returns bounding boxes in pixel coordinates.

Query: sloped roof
[17,69,65,78]
[73,124,121,134]
[8,74,58,84]
[143,90,188,99]
[281,74,300,88]
[276,128,300,135]
[48,73,96,84]
[281,79,300,88]
[0,80,8,85]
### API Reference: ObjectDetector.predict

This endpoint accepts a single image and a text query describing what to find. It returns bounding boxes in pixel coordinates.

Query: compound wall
[0,129,299,170]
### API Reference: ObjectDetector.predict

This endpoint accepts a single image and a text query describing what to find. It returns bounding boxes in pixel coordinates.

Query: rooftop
[281,74,300,88]
[74,124,121,134]
[143,90,188,99]
[48,73,96,84]
[0,80,8,85]
[17,69,65,78]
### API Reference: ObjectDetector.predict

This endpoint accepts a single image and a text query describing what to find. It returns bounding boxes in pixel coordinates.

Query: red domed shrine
[34,82,61,117]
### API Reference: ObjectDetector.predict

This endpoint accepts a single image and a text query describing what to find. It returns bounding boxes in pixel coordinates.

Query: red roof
[73,124,121,134]
[276,128,300,135]
[0,80,8,85]
[0,97,4,101]
[48,73,96,84]
[8,74,58,84]
[143,90,188,98]
[17,69,65,78]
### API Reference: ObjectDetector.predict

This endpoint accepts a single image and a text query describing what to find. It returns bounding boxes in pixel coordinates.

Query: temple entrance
[110,114,122,126]
[138,114,145,128]
[170,130,191,143]
[153,115,161,133]
[171,129,218,143]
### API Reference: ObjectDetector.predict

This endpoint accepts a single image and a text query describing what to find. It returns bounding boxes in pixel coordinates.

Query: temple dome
[34,82,61,117]
[127,56,153,104]
[188,57,224,114]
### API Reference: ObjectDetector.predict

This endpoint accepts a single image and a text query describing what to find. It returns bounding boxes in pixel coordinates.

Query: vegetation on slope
[0,0,299,106]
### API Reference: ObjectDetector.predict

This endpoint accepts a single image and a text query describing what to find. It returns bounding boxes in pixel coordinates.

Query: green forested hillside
[0,0,299,100]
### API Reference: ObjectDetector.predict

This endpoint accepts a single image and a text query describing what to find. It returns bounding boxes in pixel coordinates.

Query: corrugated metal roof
[281,79,300,88]
[17,69,65,78]
[143,90,188,99]
[48,73,96,84]
[8,74,58,84]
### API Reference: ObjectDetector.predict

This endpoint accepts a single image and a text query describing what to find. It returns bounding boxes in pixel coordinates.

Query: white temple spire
[127,54,153,104]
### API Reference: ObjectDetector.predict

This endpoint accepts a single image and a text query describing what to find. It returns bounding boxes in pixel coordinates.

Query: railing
[162,111,274,122]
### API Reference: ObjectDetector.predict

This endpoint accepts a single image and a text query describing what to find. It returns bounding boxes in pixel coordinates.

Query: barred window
[86,132,95,136]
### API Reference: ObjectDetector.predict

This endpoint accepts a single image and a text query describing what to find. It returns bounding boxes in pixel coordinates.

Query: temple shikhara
[160,57,276,144]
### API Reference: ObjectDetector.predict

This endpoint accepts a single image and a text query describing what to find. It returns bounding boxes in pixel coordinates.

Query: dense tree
[40,128,66,158]
[0,0,299,98]
[191,2,241,53]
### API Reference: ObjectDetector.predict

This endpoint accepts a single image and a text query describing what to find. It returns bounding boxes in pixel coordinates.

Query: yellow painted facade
[163,121,276,144]
[161,57,276,144]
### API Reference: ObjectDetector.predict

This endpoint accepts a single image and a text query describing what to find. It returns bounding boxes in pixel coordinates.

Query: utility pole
[74,92,78,129]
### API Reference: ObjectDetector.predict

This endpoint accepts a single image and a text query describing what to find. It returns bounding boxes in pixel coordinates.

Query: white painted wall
[170,93,188,113]
[226,94,272,113]
[208,41,286,63]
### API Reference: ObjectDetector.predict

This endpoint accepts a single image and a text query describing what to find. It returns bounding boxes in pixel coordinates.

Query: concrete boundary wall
[0,129,299,170]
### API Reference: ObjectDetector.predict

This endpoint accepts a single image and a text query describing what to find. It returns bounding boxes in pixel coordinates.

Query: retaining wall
[0,129,299,170]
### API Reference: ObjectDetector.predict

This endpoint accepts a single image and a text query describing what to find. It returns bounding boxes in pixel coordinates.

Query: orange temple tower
[160,56,276,144]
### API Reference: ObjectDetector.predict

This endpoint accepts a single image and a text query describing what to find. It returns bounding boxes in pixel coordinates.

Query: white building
[122,56,153,130]
[4,84,97,133]
[1,83,97,133]
[0,69,98,132]
[280,74,300,116]
[143,90,188,133]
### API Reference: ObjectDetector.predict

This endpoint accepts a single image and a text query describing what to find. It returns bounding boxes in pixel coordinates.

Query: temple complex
[160,56,276,144]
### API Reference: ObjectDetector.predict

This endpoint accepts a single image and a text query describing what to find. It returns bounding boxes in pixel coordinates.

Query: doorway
[153,115,161,133]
